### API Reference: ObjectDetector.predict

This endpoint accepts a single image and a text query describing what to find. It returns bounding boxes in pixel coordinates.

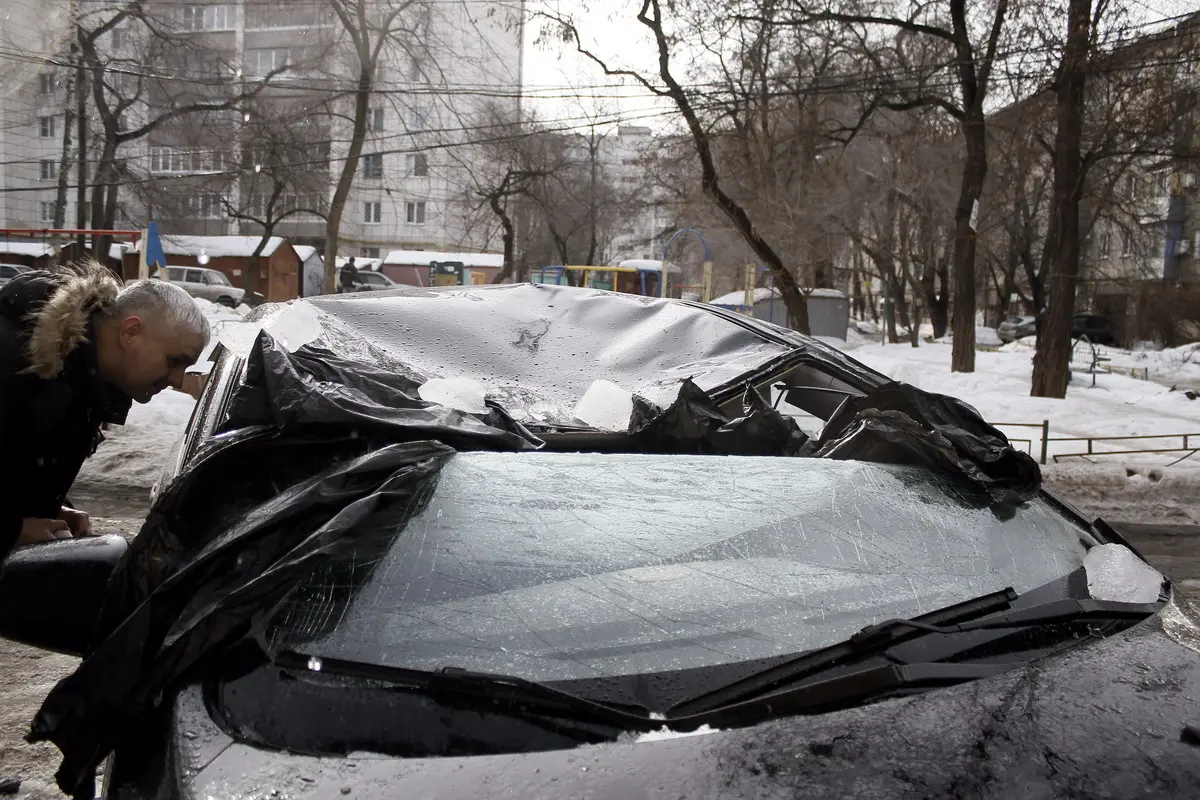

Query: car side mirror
[0,535,127,657]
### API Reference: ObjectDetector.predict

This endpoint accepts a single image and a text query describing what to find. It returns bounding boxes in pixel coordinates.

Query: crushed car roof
[215,282,886,429]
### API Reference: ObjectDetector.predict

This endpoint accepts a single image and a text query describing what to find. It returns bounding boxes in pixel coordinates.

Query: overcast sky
[519,1,672,134]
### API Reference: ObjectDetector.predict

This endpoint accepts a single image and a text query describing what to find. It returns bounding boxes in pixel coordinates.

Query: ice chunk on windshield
[417,377,489,414]
[219,303,321,357]
[630,724,721,743]
[1084,543,1163,604]
[573,379,634,431]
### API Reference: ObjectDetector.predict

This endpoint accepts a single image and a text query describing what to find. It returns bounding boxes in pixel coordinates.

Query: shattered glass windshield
[262,453,1089,686]
[261,452,1088,683]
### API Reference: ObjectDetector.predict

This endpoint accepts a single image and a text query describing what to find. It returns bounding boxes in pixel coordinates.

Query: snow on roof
[384,250,504,269]
[0,241,54,257]
[136,235,286,258]
[710,286,846,306]
[293,245,319,261]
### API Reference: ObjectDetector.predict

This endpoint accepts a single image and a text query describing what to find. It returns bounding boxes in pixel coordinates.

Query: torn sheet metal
[31,441,455,798]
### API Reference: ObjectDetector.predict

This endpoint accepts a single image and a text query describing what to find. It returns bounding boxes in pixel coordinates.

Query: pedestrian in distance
[340,257,359,293]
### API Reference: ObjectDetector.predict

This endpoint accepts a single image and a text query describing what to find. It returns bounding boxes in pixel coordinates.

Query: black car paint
[105,598,1200,800]
[100,286,1197,798]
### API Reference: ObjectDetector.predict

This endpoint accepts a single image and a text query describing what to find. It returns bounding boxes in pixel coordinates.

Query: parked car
[344,268,399,292]
[158,265,245,307]
[0,262,28,287]
[5,285,1199,800]
[996,315,1037,342]
[1072,313,1118,346]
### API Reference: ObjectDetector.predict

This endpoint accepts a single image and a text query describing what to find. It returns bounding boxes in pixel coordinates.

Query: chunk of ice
[418,377,489,414]
[573,379,634,432]
[219,304,321,356]
[1084,543,1163,604]
[634,724,720,743]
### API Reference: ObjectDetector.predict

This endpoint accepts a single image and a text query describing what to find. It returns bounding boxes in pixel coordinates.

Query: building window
[39,116,55,138]
[40,201,55,223]
[182,5,234,31]
[361,153,383,179]
[1121,231,1133,257]
[370,108,385,131]
[360,246,380,258]
[247,48,289,77]
[187,193,226,219]
[1124,173,1137,199]
[364,201,382,224]
[407,55,422,81]
[40,160,57,180]
[407,106,427,132]
[1097,228,1110,259]
[39,73,55,95]
[150,146,230,174]
[406,153,428,177]
[406,200,426,224]
[112,27,125,48]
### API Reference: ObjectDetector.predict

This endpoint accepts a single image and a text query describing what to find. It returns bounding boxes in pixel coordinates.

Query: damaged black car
[3,283,1199,800]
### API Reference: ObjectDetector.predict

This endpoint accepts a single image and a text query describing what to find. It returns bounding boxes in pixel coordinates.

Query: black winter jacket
[0,263,132,562]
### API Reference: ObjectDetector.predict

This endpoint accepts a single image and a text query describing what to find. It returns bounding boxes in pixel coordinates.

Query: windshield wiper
[671,592,1159,717]
[272,650,662,733]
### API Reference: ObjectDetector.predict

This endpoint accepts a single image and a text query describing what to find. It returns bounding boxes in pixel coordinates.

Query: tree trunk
[489,191,517,284]
[323,65,372,294]
[1031,0,1092,398]
[53,54,76,230]
[851,252,865,320]
[950,118,985,371]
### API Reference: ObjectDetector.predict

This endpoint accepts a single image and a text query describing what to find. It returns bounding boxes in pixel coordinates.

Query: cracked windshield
[261,452,1089,682]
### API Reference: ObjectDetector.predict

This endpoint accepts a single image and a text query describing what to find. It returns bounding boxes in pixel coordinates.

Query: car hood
[172,594,1200,799]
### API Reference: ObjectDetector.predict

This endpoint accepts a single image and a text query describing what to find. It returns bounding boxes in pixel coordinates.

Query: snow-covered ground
[834,334,1200,524]
[840,337,1200,468]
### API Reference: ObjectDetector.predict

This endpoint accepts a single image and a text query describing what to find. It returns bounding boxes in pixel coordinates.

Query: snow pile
[1084,543,1163,604]
[1105,342,1200,387]
[78,389,197,491]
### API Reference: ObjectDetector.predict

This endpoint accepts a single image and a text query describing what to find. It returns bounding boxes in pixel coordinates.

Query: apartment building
[0,0,524,260]
[0,1,79,232]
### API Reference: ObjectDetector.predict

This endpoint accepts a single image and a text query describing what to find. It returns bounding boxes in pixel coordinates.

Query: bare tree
[71,1,297,262]
[322,0,427,293]
[220,104,332,300]
[777,0,1014,370]
[543,0,822,333]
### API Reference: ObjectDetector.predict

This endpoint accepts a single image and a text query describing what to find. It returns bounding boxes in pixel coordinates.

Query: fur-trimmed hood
[11,260,121,379]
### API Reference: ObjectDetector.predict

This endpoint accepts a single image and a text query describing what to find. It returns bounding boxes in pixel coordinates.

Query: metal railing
[989,420,1050,464]
[988,420,1200,466]
[1048,432,1198,466]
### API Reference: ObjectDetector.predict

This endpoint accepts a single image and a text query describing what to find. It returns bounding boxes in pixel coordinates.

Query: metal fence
[989,420,1200,466]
